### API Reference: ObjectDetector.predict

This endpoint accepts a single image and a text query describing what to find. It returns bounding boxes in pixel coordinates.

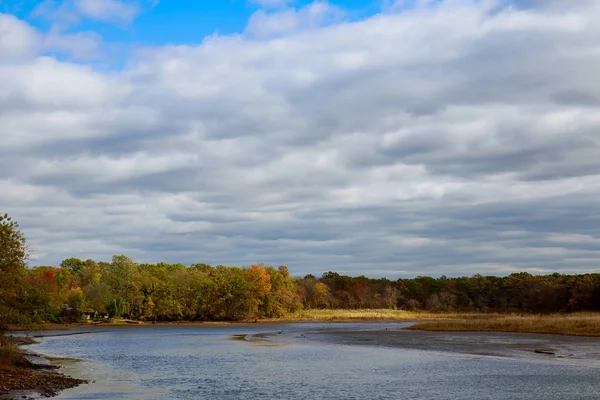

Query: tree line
[29,257,298,322]
[300,271,600,313]
[2,213,600,327]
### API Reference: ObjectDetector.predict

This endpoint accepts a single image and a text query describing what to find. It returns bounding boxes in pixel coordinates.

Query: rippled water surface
[29,323,600,399]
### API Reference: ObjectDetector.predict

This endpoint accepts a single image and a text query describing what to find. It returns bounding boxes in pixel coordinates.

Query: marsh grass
[273,309,502,322]
[408,313,600,337]
[269,309,600,336]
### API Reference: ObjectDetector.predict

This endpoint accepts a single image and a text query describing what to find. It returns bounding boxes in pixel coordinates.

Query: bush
[0,339,26,367]
[46,313,63,323]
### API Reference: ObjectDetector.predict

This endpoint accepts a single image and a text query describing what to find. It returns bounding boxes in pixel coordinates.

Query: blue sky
[3,0,387,45]
[2,0,600,277]
[131,0,383,43]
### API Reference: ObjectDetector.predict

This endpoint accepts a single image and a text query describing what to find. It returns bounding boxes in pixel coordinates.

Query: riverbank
[7,310,473,332]
[9,310,600,337]
[0,336,87,399]
[408,313,600,337]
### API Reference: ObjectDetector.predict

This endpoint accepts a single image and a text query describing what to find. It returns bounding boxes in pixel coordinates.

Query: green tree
[107,298,129,318]
[78,259,103,288]
[0,214,30,328]
[103,255,142,317]
[84,282,112,314]
[261,265,298,317]
[67,288,86,317]
[60,257,84,274]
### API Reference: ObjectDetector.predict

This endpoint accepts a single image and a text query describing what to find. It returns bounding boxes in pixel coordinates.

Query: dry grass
[408,313,600,337]
[271,309,501,322]
[0,338,26,368]
[270,309,600,336]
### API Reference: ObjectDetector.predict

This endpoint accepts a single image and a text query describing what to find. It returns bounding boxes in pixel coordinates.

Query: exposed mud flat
[0,365,87,399]
[250,323,600,366]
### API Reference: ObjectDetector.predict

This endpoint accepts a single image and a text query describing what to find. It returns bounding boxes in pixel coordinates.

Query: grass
[408,313,600,337]
[271,309,502,322]
[268,309,600,337]
[0,338,27,368]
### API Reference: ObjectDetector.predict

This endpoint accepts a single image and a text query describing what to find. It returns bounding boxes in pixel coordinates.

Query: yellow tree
[262,265,299,317]
[244,264,272,317]
[312,282,331,309]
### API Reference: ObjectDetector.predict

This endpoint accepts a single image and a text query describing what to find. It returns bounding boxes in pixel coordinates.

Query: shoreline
[9,310,600,338]
[0,336,88,399]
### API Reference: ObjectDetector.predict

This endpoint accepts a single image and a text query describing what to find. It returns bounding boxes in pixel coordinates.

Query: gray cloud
[2,0,600,277]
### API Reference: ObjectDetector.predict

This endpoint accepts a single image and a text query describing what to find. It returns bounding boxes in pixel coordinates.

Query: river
[28,322,600,399]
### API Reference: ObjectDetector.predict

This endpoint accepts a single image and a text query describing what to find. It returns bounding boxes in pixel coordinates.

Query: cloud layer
[2,0,600,277]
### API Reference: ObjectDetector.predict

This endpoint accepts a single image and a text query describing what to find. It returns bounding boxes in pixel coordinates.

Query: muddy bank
[0,366,87,399]
[8,319,314,332]
[0,337,87,399]
[250,323,600,366]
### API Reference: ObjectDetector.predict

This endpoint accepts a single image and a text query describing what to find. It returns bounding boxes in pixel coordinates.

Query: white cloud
[74,0,139,24]
[245,1,344,38]
[31,0,141,29]
[43,31,104,60]
[0,13,41,61]
[3,0,600,276]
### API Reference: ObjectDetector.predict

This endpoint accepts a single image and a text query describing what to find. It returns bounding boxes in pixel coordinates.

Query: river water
[28,322,600,400]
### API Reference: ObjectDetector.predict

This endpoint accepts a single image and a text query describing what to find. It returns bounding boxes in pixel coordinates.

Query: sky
[1,0,600,278]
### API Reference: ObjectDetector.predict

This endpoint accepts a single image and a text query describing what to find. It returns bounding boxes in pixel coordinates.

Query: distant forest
[1,213,600,326]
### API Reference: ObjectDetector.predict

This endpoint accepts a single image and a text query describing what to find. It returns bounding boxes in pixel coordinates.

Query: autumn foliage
[2,213,600,325]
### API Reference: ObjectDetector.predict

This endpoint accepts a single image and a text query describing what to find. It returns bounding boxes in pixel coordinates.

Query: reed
[408,313,600,337]
[273,309,502,322]
[271,309,600,336]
